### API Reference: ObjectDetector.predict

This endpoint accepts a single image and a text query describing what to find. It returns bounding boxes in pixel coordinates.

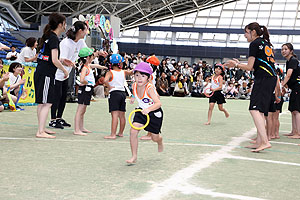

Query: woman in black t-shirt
[34,13,69,139]
[281,43,300,139]
[225,22,276,152]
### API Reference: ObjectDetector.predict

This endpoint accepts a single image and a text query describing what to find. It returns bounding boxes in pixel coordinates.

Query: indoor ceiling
[1,0,237,30]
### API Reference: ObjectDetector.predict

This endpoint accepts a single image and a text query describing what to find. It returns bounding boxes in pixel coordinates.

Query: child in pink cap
[126,62,164,164]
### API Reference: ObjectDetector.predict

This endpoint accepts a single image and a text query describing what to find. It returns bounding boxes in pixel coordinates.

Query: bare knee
[0,105,4,112]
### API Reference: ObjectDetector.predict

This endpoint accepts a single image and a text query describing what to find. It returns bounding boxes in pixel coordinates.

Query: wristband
[131,95,135,98]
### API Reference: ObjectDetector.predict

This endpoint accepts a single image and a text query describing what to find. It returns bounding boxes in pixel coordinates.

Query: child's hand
[2,72,9,81]
[19,78,26,85]
[130,97,135,104]
[63,69,69,78]
[275,97,281,103]
[142,108,150,115]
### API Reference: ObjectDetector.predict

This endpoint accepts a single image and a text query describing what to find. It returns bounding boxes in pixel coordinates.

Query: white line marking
[176,184,266,200]
[0,137,221,147]
[227,155,300,167]
[270,141,299,146]
[135,128,258,200]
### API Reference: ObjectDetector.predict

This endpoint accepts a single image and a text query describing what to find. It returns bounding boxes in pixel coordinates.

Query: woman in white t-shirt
[0,42,10,51]
[16,37,37,63]
[49,21,89,129]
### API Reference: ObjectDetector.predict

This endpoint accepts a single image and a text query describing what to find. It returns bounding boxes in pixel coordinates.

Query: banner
[1,60,37,104]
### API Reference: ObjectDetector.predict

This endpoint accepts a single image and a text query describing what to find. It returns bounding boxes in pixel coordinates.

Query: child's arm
[80,67,88,85]
[103,71,113,90]
[90,64,107,70]
[9,78,26,90]
[142,87,161,115]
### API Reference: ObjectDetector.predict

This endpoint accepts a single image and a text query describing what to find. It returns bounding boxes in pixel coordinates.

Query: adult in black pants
[49,21,88,129]
[34,13,69,138]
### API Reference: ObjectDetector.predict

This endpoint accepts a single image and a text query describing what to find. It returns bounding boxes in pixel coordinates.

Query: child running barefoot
[204,64,229,125]
[126,62,164,164]
[73,47,95,136]
[104,54,132,139]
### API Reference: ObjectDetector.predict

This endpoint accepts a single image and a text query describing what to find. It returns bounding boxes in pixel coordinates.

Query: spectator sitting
[0,42,10,51]
[237,81,250,99]
[0,72,10,112]
[173,74,186,97]
[225,82,237,98]
[5,62,26,97]
[16,37,38,63]
[6,46,18,61]
[156,72,170,96]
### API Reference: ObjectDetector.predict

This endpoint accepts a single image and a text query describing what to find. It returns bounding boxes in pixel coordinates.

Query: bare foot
[82,129,92,133]
[45,129,56,134]
[225,111,229,118]
[245,144,259,149]
[283,132,294,136]
[204,122,210,125]
[288,134,300,139]
[73,131,87,136]
[126,157,137,164]
[104,135,116,139]
[117,133,123,137]
[251,137,257,141]
[251,144,271,152]
[140,135,152,140]
[36,132,56,139]
[274,136,280,139]
[249,140,257,144]
[158,142,164,152]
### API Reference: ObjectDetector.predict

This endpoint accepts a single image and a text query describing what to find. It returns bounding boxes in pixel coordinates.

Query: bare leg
[117,111,125,137]
[284,112,297,136]
[266,113,274,140]
[250,110,271,152]
[36,103,56,139]
[74,104,87,136]
[218,104,229,118]
[273,111,280,139]
[126,123,142,164]
[104,111,118,139]
[290,111,300,139]
[151,133,163,152]
[205,103,215,125]
[140,132,152,140]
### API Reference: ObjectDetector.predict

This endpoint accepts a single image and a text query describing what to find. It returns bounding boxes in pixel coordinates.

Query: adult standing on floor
[281,43,300,139]
[49,21,88,129]
[34,13,70,138]
[225,22,277,152]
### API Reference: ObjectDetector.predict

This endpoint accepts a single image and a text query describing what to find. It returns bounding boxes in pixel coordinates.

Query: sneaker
[49,120,64,129]
[57,119,71,127]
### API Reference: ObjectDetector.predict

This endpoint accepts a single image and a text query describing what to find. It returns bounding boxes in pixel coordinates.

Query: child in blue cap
[104,54,133,139]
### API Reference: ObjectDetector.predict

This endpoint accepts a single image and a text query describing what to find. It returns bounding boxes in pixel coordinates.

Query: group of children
[74,49,164,164]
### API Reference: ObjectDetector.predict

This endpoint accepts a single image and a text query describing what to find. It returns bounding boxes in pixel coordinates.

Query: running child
[204,64,229,125]
[73,47,95,136]
[126,62,163,164]
[104,54,132,139]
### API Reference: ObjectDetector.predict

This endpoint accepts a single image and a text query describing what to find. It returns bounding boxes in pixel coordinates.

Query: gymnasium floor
[0,97,299,200]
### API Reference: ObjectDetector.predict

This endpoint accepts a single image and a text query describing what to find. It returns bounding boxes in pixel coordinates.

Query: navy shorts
[209,90,226,104]
[78,85,93,105]
[108,90,126,112]
[133,108,163,134]
[249,77,277,116]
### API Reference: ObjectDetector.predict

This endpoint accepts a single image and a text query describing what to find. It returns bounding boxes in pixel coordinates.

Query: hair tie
[71,26,76,32]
